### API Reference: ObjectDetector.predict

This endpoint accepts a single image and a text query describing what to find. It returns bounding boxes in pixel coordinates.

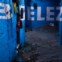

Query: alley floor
[25,25,62,62]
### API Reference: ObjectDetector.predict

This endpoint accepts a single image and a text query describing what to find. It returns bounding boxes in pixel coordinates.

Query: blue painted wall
[0,0,25,61]
[0,0,17,62]
[59,0,62,45]
[25,0,60,29]
[19,0,25,47]
[59,22,62,44]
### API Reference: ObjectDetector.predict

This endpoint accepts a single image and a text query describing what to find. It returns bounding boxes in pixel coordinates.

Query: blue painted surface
[59,0,62,45]
[20,21,25,47]
[59,21,62,44]
[0,0,25,61]
[19,0,25,47]
[25,0,59,29]
[0,0,17,62]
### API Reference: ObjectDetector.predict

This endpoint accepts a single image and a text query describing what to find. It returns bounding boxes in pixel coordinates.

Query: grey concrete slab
[25,27,62,62]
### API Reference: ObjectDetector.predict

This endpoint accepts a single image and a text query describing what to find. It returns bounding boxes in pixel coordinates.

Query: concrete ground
[25,25,62,62]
